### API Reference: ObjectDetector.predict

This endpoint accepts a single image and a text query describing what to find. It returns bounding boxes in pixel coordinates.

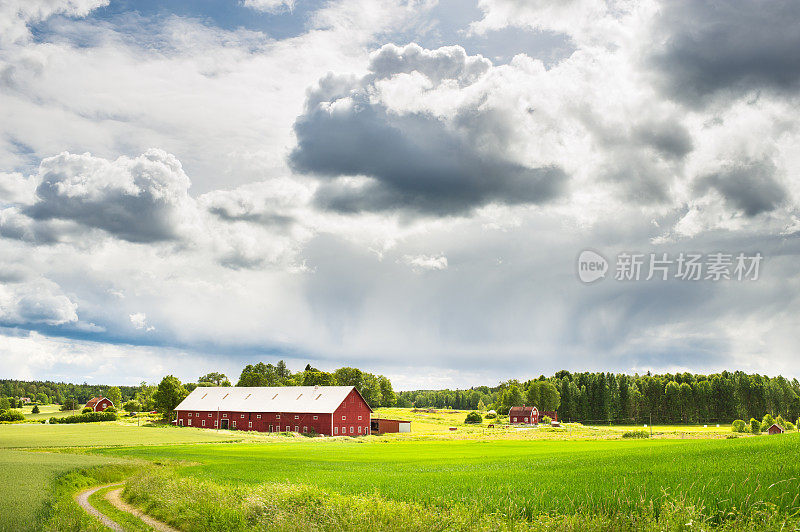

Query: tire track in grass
[104,487,179,532]
[75,483,124,532]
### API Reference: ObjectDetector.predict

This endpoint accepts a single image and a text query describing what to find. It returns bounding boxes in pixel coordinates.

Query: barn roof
[174,386,370,414]
[768,423,785,432]
[85,397,104,407]
[509,406,537,416]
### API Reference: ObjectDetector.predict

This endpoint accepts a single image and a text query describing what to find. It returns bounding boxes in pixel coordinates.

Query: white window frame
[341,415,346,420]
[188,413,192,417]
[295,415,299,420]
[202,420,206,427]
[276,414,281,419]
[334,427,338,435]
[241,414,245,418]
[188,419,192,426]
[223,413,228,418]
[249,421,252,428]
[313,415,318,420]
[257,414,261,419]
[350,426,354,434]
[303,426,307,433]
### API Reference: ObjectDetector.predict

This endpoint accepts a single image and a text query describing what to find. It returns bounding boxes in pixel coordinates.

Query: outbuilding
[173,386,372,436]
[85,397,114,412]
[509,405,539,424]
[768,423,785,435]
[371,418,411,434]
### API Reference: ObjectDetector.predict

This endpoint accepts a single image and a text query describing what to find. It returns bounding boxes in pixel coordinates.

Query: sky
[0,0,799,390]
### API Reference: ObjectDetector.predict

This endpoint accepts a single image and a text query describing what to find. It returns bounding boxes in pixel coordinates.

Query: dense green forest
[0,361,398,413]
[399,371,800,423]
[4,369,799,424]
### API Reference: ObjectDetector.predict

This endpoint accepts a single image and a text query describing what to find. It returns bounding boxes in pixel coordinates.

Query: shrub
[104,406,117,413]
[731,419,746,433]
[484,412,497,419]
[785,421,796,431]
[123,400,141,413]
[464,411,483,424]
[0,409,25,422]
[32,404,40,414]
[541,416,552,425]
[622,430,650,439]
[750,418,761,434]
[82,407,93,414]
[761,414,775,432]
[49,411,118,424]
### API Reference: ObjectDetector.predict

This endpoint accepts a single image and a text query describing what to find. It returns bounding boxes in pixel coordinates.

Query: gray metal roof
[174,386,361,414]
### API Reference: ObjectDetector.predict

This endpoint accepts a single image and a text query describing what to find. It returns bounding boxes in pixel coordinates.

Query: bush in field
[622,430,649,439]
[82,407,93,414]
[32,404,40,414]
[0,410,25,422]
[464,411,483,424]
[750,418,761,434]
[731,419,746,433]
[761,414,775,432]
[0,397,10,411]
[484,411,496,419]
[104,406,117,413]
[123,400,141,413]
[541,415,552,425]
[49,411,117,424]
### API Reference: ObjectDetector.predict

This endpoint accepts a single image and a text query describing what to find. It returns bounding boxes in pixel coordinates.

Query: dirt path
[104,487,180,532]
[75,484,124,532]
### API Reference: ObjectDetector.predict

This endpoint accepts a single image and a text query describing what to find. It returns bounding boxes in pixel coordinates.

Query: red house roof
[509,406,537,417]
[85,397,103,408]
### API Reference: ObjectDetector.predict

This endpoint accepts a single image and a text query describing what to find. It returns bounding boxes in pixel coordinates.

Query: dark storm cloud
[696,159,787,217]
[649,0,800,106]
[290,80,566,215]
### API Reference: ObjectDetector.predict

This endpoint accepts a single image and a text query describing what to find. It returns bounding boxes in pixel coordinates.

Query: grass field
[0,449,123,531]
[102,434,800,525]
[19,404,78,421]
[0,422,239,448]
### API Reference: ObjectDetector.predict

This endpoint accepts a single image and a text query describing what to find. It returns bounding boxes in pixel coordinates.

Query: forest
[399,371,800,423]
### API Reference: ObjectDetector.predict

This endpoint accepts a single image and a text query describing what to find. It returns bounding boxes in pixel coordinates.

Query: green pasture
[20,404,78,421]
[103,433,800,522]
[0,422,238,449]
[0,449,121,531]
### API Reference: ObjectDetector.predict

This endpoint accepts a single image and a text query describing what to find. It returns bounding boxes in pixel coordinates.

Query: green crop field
[0,423,238,531]
[102,434,800,526]
[0,422,238,449]
[0,449,122,531]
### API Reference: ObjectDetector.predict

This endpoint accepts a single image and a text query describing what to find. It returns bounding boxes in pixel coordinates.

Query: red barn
[509,405,539,424]
[173,386,372,436]
[768,423,785,435]
[85,397,113,412]
[371,418,411,434]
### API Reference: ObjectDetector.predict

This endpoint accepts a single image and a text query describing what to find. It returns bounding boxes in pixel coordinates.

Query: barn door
[220,419,229,430]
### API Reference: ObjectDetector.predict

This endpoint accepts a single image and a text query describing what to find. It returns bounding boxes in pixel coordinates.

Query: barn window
[188,419,192,426]
[202,420,206,427]
[524,418,528,422]
[294,425,299,432]
[257,415,261,419]
[276,414,280,419]
[179,419,183,426]
[208,413,212,417]
[241,414,245,418]
[334,427,338,435]
[223,413,227,417]
[358,426,362,434]
[313,416,318,420]
[358,415,362,420]
[341,416,346,420]
[286,425,290,431]
[249,422,252,428]
[513,417,517,422]
[214,421,218,427]
[303,426,307,433]
[188,413,192,417]
[294,415,299,420]
[350,426,354,434]
[232,421,236,428]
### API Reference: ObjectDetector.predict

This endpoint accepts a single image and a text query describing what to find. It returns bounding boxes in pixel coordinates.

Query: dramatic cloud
[696,159,787,217]
[649,0,800,106]
[8,150,197,243]
[291,43,568,215]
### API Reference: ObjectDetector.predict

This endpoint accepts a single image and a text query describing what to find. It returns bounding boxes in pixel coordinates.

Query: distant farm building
[768,424,785,435]
[508,406,559,425]
[20,397,31,404]
[85,397,113,412]
[509,406,538,424]
[371,418,411,434]
[173,386,372,436]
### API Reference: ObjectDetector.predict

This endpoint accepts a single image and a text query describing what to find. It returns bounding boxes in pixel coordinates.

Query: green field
[1,413,799,531]
[0,422,238,448]
[20,404,79,421]
[101,435,800,523]
[0,422,238,531]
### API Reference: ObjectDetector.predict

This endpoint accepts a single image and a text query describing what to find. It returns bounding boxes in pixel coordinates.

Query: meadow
[1,413,798,531]
[102,434,800,528]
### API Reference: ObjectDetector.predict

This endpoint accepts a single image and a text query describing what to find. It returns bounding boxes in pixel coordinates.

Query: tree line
[399,371,800,424]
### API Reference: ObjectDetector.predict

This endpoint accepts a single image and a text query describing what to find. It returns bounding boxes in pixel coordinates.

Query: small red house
[509,405,539,424]
[767,423,785,435]
[173,386,372,436]
[85,397,113,412]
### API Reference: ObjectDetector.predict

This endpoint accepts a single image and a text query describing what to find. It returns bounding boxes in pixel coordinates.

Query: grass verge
[88,484,155,532]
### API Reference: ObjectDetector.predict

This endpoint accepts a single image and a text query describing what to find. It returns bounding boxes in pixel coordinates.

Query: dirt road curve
[75,484,124,532]
[105,487,180,532]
